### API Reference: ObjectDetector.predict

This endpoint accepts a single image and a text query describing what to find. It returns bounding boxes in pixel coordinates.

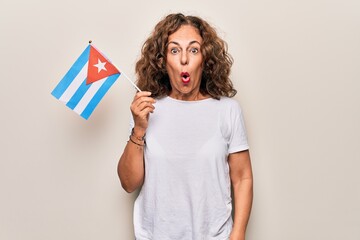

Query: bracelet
[128,135,145,147]
[131,127,146,141]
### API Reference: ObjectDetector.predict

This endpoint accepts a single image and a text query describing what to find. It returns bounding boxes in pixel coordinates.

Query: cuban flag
[51,44,120,120]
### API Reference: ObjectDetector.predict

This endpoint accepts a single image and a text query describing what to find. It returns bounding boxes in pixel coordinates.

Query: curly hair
[135,13,236,99]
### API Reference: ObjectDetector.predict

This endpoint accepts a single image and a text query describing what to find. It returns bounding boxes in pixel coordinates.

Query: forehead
[167,25,202,44]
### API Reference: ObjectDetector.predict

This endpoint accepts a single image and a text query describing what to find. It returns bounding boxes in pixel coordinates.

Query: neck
[169,91,209,101]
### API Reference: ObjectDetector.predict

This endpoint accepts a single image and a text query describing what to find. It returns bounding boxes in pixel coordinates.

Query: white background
[1,0,359,239]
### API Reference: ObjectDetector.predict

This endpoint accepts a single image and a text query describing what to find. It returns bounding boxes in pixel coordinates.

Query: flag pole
[120,71,142,92]
[88,40,142,92]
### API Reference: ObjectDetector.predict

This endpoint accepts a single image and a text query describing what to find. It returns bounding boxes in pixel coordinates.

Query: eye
[190,47,199,54]
[170,48,179,54]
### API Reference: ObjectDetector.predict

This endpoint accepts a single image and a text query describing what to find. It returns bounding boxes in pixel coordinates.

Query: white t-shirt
[133,96,249,240]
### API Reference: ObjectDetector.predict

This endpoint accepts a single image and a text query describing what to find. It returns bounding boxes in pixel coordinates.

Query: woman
[118,13,253,240]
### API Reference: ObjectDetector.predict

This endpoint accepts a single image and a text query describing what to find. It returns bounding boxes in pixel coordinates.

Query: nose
[180,51,188,65]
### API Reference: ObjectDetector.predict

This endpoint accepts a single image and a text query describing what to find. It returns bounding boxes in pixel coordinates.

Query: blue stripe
[66,78,90,110]
[51,45,90,99]
[81,73,120,119]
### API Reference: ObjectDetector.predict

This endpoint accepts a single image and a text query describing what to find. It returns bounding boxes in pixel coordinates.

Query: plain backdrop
[1,0,359,239]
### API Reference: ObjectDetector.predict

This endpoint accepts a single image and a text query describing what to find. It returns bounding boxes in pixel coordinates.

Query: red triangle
[87,45,120,84]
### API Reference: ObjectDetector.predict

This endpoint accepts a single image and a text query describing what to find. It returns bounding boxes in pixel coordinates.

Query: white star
[94,59,107,73]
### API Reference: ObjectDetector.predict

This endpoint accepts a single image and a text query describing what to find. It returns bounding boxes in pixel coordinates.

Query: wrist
[132,126,146,140]
[128,127,146,148]
[229,234,245,240]
[230,229,246,240]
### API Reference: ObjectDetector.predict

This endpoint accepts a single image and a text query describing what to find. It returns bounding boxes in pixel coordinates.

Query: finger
[138,107,155,117]
[133,91,152,100]
[131,99,155,113]
[131,96,156,113]
[134,96,156,105]
[131,100,155,116]
[134,98,156,109]
[137,101,155,112]
[132,102,155,116]
[134,106,155,122]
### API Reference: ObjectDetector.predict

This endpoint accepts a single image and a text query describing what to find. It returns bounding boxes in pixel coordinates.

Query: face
[166,25,204,100]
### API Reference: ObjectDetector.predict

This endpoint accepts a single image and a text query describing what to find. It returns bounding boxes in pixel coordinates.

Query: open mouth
[180,72,190,84]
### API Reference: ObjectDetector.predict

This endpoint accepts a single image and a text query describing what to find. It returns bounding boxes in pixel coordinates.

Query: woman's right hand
[130,91,156,136]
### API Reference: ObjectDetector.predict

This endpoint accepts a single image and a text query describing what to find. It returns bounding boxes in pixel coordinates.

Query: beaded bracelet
[128,135,145,147]
[131,127,146,141]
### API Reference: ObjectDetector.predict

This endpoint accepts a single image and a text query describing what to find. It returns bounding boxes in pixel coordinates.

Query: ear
[156,52,164,66]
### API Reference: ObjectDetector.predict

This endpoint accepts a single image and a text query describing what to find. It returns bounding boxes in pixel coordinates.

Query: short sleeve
[222,99,249,154]
[128,115,134,135]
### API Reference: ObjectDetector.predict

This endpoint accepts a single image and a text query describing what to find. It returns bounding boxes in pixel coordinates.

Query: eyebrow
[166,40,201,48]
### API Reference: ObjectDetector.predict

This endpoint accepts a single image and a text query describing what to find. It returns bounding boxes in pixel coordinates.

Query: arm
[117,91,155,193]
[229,150,253,240]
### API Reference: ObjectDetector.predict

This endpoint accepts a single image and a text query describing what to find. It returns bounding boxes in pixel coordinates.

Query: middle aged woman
[118,13,253,240]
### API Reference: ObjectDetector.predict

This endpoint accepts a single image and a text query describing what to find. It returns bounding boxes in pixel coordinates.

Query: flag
[51,44,120,120]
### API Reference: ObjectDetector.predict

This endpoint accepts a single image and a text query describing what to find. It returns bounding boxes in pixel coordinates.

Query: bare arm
[117,91,155,193]
[229,150,253,240]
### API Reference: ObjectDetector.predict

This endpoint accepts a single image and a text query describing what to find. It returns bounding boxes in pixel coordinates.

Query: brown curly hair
[135,13,236,99]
